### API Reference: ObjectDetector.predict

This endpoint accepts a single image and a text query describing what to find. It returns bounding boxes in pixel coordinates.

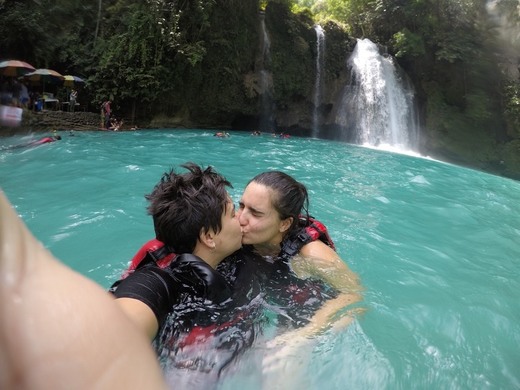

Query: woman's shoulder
[300,239,338,260]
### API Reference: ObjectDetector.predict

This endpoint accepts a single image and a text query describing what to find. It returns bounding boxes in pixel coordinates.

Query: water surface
[1,130,519,389]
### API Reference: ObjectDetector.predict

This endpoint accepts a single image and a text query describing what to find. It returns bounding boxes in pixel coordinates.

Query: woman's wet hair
[146,162,232,253]
[249,171,309,233]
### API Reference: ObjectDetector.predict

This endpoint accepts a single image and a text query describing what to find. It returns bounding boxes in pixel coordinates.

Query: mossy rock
[499,140,520,179]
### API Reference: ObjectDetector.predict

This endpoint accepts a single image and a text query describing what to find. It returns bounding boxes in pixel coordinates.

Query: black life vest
[111,254,232,328]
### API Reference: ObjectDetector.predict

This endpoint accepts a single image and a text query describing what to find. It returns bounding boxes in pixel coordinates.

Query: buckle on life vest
[149,245,173,263]
[280,231,311,261]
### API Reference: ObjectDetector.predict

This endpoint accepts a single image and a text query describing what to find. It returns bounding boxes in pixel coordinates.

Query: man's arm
[116,297,159,340]
[0,190,166,390]
[111,264,181,341]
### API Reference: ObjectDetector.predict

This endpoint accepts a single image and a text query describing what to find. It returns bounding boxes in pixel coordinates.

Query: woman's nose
[237,209,247,225]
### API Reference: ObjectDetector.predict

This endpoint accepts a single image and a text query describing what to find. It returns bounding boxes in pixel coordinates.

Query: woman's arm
[295,240,362,293]
[264,240,364,369]
[288,241,364,335]
[263,291,363,376]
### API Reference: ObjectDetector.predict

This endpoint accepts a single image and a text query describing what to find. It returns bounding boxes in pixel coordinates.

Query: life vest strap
[279,216,335,261]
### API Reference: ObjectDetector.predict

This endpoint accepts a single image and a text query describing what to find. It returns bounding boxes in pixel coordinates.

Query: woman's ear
[199,229,216,250]
[279,217,293,233]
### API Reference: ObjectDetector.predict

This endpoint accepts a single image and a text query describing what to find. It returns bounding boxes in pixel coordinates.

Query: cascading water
[258,12,273,132]
[338,38,419,151]
[312,25,325,138]
[260,14,270,63]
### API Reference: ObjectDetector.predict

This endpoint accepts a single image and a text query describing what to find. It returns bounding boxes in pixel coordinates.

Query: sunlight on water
[1,130,519,389]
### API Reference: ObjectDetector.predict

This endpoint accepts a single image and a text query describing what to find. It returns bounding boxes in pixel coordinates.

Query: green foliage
[504,82,520,116]
[290,2,313,19]
[179,42,207,67]
[266,2,314,104]
[0,0,515,167]
[0,0,96,69]
[433,31,478,63]
[465,90,493,122]
[424,81,498,164]
[84,0,219,117]
[503,81,520,138]
[294,0,315,7]
[322,0,351,21]
[392,29,425,58]
[91,3,163,104]
[500,140,520,179]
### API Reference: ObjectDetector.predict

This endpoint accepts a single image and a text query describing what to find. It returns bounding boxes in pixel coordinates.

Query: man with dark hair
[0,163,243,389]
[111,163,243,340]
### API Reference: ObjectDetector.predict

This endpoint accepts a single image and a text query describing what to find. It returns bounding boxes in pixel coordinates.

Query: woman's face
[214,196,242,257]
[237,182,290,246]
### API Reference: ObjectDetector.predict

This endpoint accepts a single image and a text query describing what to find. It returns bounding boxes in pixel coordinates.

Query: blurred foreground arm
[0,190,166,390]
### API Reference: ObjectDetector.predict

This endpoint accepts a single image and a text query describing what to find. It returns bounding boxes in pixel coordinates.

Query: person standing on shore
[101,99,111,129]
[69,89,78,112]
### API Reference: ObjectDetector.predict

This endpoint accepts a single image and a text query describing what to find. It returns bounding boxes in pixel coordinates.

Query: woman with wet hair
[229,170,362,372]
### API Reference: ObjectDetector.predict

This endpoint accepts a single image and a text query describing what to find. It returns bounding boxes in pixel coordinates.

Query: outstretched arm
[0,190,166,390]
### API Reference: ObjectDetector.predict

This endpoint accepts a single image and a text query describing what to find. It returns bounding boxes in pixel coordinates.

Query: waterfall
[260,15,271,63]
[259,12,273,132]
[312,25,325,138]
[338,38,419,151]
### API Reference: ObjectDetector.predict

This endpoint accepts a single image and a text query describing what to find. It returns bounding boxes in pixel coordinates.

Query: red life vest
[278,216,336,261]
[121,238,176,279]
[124,217,335,278]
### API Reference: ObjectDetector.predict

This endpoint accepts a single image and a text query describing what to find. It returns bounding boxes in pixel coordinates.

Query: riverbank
[0,109,102,135]
[2,109,518,181]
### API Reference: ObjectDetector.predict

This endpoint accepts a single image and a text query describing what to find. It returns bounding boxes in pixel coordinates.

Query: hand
[262,294,363,379]
[262,329,312,374]
[261,328,317,390]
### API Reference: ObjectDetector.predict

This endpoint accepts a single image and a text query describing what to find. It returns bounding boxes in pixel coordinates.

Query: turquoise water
[1,130,519,389]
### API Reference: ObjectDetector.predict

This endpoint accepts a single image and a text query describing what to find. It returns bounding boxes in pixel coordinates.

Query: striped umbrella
[0,60,36,77]
[23,68,64,84]
[62,75,85,88]
[23,68,65,94]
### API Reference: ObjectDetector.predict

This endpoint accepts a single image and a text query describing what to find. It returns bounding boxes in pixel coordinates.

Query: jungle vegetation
[1,0,519,177]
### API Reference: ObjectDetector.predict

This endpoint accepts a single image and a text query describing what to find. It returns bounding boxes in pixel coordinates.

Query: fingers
[262,335,313,390]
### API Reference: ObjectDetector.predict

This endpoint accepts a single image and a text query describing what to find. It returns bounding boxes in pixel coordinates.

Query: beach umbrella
[0,60,36,77]
[62,75,85,88]
[23,68,65,85]
[23,68,64,94]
